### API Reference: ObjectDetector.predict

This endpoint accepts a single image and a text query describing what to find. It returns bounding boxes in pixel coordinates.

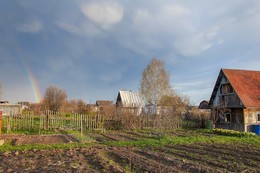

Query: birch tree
[140,58,172,105]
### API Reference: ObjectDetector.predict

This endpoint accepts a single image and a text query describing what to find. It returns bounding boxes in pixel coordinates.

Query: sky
[0,0,260,105]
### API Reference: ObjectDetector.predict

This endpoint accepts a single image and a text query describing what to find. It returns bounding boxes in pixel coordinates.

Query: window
[258,114,260,122]
[221,84,234,94]
[224,113,231,123]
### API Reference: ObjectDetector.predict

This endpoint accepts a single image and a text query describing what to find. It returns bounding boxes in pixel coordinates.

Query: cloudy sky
[0,0,260,105]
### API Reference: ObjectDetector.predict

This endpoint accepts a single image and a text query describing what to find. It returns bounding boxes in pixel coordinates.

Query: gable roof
[209,69,260,108]
[116,90,144,107]
[198,100,209,109]
[96,100,113,106]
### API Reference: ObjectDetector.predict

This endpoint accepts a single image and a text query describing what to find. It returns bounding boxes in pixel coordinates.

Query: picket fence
[2,111,106,134]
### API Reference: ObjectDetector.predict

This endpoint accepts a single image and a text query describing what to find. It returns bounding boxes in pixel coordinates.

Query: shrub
[103,120,123,130]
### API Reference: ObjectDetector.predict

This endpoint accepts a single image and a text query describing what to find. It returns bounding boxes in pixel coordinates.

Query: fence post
[80,114,83,137]
[0,111,3,145]
[0,111,2,138]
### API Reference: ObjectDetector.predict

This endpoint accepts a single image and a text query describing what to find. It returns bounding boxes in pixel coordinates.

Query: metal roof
[209,69,260,108]
[117,90,144,107]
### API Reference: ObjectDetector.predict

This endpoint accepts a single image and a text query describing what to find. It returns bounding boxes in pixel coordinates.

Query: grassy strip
[104,134,260,148]
[212,128,256,137]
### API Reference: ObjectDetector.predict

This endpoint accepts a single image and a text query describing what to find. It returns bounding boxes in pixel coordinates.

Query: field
[0,129,259,172]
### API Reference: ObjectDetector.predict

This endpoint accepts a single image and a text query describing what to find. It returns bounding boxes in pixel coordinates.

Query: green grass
[212,128,256,137]
[104,130,260,148]
[1,129,259,152]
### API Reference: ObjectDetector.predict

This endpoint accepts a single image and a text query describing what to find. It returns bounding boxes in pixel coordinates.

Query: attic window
[220,83,234,94]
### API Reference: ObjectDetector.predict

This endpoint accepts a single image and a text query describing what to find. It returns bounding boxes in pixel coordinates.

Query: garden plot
[2,134,78,145]
[0,130,259,172]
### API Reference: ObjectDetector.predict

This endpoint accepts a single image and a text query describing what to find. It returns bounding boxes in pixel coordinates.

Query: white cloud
[81,1,124,29]
[173,33,212,57]
[17,21,42,33]
[133,4,192,35]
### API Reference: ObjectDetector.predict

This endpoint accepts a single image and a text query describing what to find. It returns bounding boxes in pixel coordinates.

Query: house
[0,101,22,116]
[18,101,30,110]
[208,69,260,132]
[96,100,113,107]
[116,90,144,115]
[198,100,209,110]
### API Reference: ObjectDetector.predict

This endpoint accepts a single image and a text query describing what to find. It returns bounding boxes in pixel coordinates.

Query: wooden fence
[40,111,105,131]
[2,111,106,133]
[3,113,35,133]
[2,111,186,133]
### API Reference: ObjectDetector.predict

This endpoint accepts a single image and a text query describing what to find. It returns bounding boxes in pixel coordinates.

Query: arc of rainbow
[24,65,43,103]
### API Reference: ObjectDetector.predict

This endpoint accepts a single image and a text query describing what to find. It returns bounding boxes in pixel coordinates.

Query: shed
[116,90,144,115]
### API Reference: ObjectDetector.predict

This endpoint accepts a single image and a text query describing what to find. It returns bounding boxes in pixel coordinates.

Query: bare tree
[140,58,172,106]
[156,94,190,131]
[211,104,230,123]
[65,99,87,114]
[43,85,67,111]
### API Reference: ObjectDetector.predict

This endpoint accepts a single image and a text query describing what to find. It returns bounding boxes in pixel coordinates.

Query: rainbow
[13,41,43,103]
[25,67,42,103]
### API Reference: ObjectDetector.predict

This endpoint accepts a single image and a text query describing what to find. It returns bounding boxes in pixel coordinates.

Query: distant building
[86,100,115,115]
[198,100,209,110]
[0,101,9,104]
[18,101,30,110]
[0,101,22,116]
[116,90,144,115]
[96,100,113,107]
[86,104,98,113]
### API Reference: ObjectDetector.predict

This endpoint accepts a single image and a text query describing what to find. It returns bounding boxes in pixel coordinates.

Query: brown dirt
[0,132,259,172]
[2,134,77,145]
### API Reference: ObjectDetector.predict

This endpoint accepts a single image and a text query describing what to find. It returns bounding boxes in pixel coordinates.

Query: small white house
[0,101,22,116]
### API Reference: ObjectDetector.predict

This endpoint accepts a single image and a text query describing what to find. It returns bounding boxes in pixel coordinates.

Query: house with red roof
[208,69,260,132]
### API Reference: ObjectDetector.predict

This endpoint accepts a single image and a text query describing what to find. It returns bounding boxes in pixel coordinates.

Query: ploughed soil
[2,134,78,145]
[0,132,259,173]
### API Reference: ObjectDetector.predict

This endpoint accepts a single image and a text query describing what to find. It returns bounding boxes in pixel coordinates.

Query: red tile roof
[223,69,260,107]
